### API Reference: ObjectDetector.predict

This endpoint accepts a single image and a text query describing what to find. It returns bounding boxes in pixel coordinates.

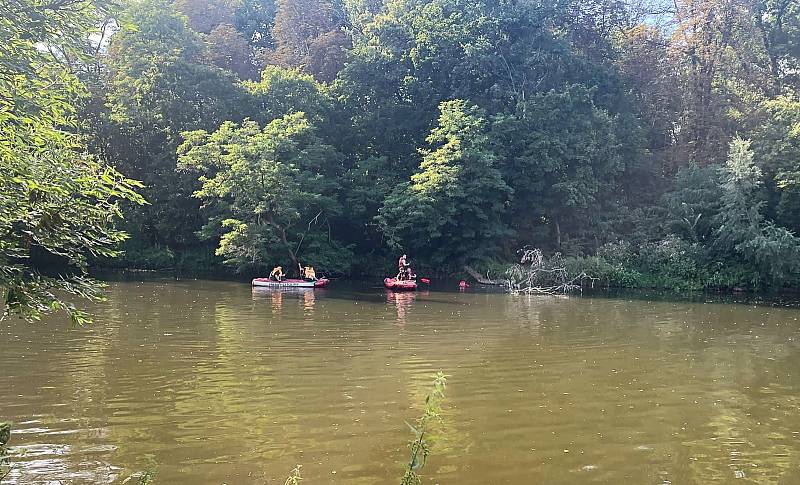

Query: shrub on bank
[93,242,227,273]
[564,235,797,292]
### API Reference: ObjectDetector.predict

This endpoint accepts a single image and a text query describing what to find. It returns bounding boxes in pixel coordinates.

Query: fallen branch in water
[505,248,593,295]
[463,265,502,285]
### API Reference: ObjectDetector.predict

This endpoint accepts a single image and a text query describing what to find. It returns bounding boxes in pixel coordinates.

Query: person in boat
[397,254,411,280]
[297,262,317,281]
[269,265,285,282]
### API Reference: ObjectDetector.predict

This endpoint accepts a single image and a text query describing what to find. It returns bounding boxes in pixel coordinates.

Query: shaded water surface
[2,280,800,483]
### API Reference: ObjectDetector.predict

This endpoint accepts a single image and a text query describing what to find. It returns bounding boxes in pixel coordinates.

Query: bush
[566,254,643,288]
[569,237,709,291]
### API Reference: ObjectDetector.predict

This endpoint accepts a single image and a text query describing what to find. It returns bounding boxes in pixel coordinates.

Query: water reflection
[251,287,319,319]
[3,282,800,484]
[385,290,417,323]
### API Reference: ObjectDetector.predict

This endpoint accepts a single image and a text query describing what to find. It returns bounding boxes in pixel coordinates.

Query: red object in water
[384,278,418,291]
[458,280,469,289]
[420,278,431,284]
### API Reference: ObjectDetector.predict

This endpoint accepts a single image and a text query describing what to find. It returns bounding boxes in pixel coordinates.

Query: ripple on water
[3,282,800,484]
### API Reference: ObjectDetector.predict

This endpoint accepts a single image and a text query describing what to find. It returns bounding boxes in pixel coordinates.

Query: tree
[664,163,722,243]
[242,66,331,125]
[174,0,271,80]
[234,0,278,49]
[491,85,625,251]
[0,0,143,323]
[557,0,631,61]
[754,0,800,91]
[751,95,800,233]
[377,100,511,266]
[270,0,350,82]
[101,0,244,254]
[714,138,800,287]
[177,113,351,273]
[616,24,681,170]
[336,0,582,259]
[669,0,777,166]
[205,22,257,79]
[175,0,238,33]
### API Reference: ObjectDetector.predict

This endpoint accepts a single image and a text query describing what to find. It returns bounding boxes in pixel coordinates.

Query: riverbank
[92,237,800,295]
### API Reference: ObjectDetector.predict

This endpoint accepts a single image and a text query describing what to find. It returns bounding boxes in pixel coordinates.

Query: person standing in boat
[397,254,411,280]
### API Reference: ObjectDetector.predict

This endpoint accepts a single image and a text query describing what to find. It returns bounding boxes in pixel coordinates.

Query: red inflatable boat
[384,278,418,291]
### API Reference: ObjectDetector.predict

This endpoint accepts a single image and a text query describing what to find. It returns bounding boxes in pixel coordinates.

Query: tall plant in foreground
[1,422,11,481]
[401,372,447,485]
[284,464,302,484]
[0,0,143,324]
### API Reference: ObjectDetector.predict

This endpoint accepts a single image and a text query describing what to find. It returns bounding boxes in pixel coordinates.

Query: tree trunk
[279,227,299,271]
[267,217,300,273]
[463,265,502,285]
[554,217,561,248]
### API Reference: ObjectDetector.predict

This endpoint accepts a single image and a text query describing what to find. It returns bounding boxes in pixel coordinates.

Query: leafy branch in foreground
[401,372,447,485]
[120,462,157,484]
[0,0,144,324]
[137,469,157,485]
[1,422,12,481]
[285,464,302,485]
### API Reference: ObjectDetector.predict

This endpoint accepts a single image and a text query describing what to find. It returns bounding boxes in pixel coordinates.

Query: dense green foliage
[5,0,799,291]
[377,100,511,265]
[178,112,352,273]
[1,0,143,323]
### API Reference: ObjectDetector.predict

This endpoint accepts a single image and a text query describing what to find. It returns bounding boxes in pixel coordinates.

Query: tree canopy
[5,0,800,297]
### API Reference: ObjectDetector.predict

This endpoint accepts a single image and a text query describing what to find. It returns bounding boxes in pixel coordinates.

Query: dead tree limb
[505,248,594,295]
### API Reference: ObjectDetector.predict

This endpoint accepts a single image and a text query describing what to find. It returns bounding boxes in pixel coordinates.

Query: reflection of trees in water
[503,294,556,336]
[3,290,123,483]
[400,370,470,470]
[163,297,287,480]
[9,283,800,483]
[4,281,237,483]
[682,388,799,482]
[99,281,234,480]
[679,320,800,483]
[473,297,800,483]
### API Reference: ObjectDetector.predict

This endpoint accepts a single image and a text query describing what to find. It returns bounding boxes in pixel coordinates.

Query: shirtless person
[397,254,411,280]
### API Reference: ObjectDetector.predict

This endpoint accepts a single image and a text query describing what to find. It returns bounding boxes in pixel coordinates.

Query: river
[2,279,800,484]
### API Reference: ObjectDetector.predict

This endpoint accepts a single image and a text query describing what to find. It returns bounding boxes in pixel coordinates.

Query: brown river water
[2,279,800,484]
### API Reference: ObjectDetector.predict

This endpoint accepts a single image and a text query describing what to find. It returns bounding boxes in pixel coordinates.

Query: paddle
[420,278,431,284]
